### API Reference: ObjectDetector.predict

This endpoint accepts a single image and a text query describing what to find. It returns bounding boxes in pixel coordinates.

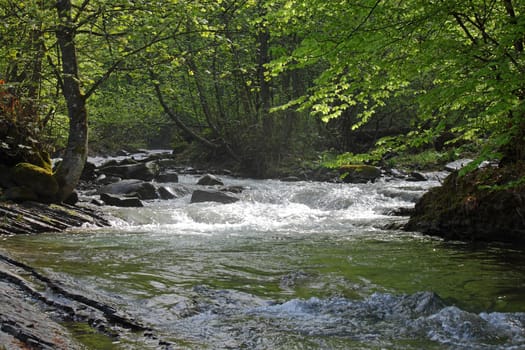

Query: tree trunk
[53,0,88,202]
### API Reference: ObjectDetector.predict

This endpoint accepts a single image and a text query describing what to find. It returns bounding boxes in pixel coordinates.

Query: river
[1,173,525,349]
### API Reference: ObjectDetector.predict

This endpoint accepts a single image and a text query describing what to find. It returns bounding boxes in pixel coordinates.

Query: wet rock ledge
[0,201,177,349]
[0,252,175,350]
[0,201,110,234]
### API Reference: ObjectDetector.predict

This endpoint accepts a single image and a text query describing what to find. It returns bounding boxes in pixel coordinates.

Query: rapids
[2,173,525,349]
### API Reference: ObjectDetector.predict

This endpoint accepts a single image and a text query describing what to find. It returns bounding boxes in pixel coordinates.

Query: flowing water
[2,173,525,349]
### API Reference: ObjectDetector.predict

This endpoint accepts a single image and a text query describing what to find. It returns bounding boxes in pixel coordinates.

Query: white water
[3,172,525,349]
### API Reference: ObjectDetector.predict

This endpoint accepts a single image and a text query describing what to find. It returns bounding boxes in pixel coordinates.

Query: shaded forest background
[1,0,524,179]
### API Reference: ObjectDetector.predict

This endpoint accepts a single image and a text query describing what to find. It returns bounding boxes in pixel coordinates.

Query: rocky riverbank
[0,201,110,234]
[406,161,525,243]
[0,251,175,349]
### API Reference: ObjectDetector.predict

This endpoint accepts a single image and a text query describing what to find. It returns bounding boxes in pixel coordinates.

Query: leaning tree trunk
[53,0,88,202]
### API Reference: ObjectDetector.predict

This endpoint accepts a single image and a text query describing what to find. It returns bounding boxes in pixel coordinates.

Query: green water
[1,177,524,349]
[2,230,524,312]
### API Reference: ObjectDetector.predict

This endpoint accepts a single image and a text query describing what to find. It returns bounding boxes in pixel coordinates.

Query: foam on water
[5,168,524,349]
[102,176,430,237]
[132,288,524,349]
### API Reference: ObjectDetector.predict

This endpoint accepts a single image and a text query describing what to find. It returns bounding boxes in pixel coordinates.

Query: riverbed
[2,174,524,349]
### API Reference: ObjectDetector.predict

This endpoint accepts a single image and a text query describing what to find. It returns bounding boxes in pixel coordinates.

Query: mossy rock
[406,162,525,243]
[11,162,59,199]
[339,164,382,183]
[32,150,53,172]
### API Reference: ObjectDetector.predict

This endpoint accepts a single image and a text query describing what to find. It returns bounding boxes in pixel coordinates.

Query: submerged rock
[0,252,171,349]
[190,189,239,204]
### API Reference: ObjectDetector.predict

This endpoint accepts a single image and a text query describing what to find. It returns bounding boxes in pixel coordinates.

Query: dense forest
[0,0,524,239]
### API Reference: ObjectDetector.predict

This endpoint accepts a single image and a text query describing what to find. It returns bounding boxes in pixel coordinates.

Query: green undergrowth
[320,149,462,172]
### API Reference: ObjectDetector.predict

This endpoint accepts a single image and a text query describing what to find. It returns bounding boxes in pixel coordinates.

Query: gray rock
[190,189,239,204]
[445,159,473,172]
[99,161,160,181]
[80,161,97,181]
[387,168,407,179]
[99,179,158,200]
[197,174,224,186]
[0,201,110,234]
[407,172,427,182]
[100,193,143,207]
[158,186,177,200]
[90,198,105,206]
[155,172,179,183]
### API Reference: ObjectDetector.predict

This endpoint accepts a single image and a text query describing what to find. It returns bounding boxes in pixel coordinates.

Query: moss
[25,150,53,172]
[11,162,59,199]
[407,161,525,243]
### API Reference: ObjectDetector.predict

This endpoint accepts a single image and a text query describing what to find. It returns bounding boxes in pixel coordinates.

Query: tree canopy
[1,0,524,200]
[269,0,524,164]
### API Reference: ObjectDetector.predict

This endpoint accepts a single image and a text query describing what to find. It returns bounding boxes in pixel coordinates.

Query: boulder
[99,161,160,181]
[339,165,381,183]
[80,161,97,181]
[64,190,79,205]
[190,189,239,204]
[197,174,224,186]
[99,159,119,168]
[99,179,158,200]
[100,193,143,207]
[155,172,179,183]
[158,186,177,200]
[406,163,525,243]
[12,162,59,199]
[95,174,122,185]
[407,172,427,182]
